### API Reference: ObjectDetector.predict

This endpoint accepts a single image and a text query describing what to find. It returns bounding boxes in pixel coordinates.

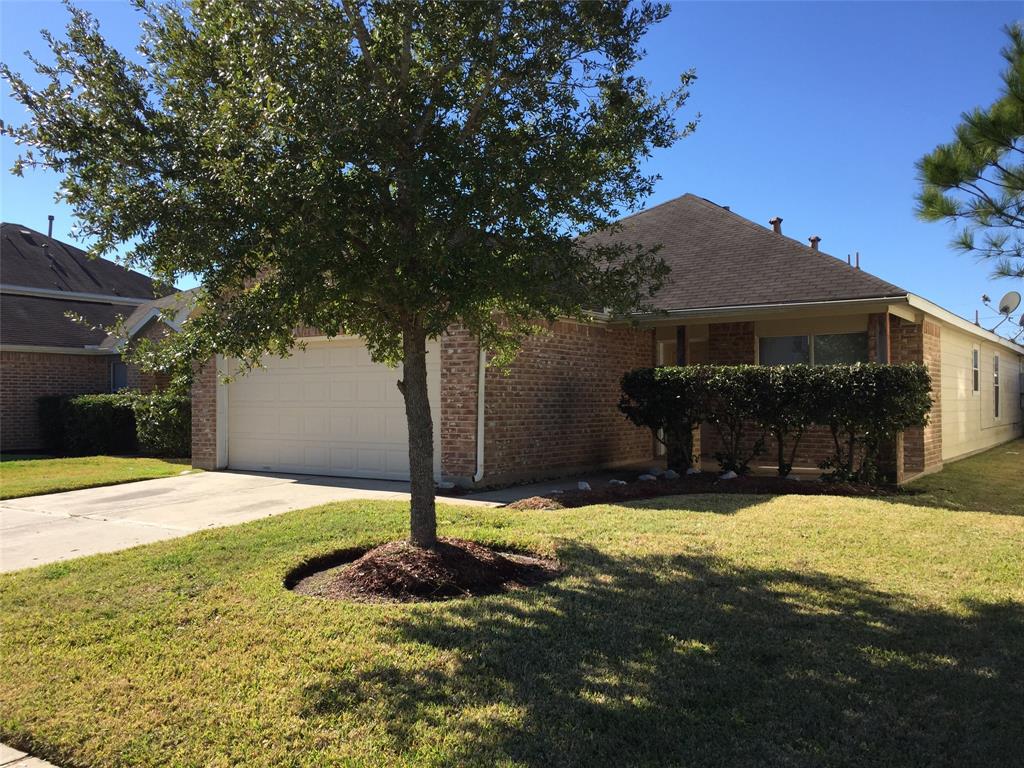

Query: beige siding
[940,323,1023,461]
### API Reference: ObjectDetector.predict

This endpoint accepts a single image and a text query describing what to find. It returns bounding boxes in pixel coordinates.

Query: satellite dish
[998,291,1021,315]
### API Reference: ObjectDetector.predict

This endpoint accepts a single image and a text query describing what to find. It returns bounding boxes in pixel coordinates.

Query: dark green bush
[36,391,192,458]
[129,391,191,457]
[619,366,712,470]
[749,365,817,477]
[619,363,933,483]
[705,366,765,475]
[810,363,932,483]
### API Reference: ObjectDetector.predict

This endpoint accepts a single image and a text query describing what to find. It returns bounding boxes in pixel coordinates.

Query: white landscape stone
[638,473,658,482]
[686,467,701,475]
[577,481,592,491]
[608,479,627,486]
[719,470,738,480]
[663,469,680,480]
[437,481,456,490]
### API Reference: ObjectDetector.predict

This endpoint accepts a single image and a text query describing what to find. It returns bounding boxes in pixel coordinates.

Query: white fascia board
[0,284,152,305]
[0,344,116,355]
[907,293,1024,354]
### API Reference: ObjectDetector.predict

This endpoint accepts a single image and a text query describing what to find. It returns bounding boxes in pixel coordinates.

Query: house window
[972,348,980,393]
[758,332,869,366]
[814,332,869,366]
[759,335,810,365]
[110,360,129,392]
[993,355,1000,418]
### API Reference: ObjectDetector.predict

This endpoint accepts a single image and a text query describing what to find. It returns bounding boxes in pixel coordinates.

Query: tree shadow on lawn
[303,543,1023,767]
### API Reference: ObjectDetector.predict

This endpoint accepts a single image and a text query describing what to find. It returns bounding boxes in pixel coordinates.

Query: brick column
[191,357,218,470]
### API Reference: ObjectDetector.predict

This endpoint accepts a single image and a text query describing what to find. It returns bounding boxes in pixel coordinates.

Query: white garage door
[225,338,440,480]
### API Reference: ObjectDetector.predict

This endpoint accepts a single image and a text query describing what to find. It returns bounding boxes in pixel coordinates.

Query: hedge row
[619,363,933,483]
[38,391,191,458]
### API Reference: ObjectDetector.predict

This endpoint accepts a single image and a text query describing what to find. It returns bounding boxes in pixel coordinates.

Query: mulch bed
[507,472,901,510]
[288,538,560,603]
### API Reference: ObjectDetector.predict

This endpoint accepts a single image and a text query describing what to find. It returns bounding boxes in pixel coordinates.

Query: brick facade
[440,321,655,485]
[890,317,942,476]
[0,351,111,451]
[190,358,219,470]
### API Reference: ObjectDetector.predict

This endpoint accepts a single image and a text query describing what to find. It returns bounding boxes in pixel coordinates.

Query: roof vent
[808,235,821,250]
[769,216,783,235]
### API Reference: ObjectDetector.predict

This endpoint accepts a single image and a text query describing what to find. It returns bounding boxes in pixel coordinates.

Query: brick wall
[124,320,173,392]
[441,320,655,485]
[707,322,755,364]
[890,316,942,476]
[191,357,218,470]
[0,351,111,451]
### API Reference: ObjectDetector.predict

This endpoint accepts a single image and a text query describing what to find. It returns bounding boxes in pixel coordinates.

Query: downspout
[473,347,487,483]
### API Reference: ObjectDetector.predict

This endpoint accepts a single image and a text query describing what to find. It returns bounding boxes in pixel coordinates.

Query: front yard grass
[903,438,1023,515]
[1,492,1021,767]
[0,455,193,500]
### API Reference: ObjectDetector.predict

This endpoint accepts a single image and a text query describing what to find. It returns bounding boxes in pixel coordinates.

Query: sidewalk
[0,744,58,768]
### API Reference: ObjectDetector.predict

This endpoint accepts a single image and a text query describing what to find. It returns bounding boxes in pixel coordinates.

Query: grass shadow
[303,542,1023,767]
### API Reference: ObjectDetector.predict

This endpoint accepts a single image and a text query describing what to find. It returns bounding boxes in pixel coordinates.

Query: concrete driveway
[0,470,498,573]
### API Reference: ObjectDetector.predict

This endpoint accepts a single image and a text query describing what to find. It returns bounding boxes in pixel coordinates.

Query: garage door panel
[226,338,439,481]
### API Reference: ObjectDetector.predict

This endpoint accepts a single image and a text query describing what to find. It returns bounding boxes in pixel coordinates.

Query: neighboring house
[190,194,1024,485]
[0,222,185,451]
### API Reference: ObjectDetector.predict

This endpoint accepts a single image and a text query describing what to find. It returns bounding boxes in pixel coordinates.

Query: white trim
[215,354,229,470]
[473,348,487,483]
[0,283,152,305]
[0,344,115,355]
[907,293,1024,354]
[613,295,913,325]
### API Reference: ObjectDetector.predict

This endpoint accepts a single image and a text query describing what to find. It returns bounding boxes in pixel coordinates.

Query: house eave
[906,293,1024,354]
[0,283,153,306]
[0,344,117,356]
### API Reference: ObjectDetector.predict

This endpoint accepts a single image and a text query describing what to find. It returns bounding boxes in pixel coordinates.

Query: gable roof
[586,194,906,312]
[0,223,156,299]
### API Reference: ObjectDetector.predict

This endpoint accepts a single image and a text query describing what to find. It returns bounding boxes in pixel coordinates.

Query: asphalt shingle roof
[1,293,133,348]
[1,223,156,299]
[586,194,907,312]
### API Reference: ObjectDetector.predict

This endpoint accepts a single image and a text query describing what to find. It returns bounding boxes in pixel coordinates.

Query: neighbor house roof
[1,293,135,348]
[0,222,156,299]
[586,194,907,313]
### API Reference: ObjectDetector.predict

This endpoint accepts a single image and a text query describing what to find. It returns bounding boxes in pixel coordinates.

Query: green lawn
[2,490,1021,767]
[0,455,194,500]
[902,438,1023,515]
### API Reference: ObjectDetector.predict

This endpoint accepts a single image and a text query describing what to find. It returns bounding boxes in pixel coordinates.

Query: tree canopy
[916,23,1024,281]
[2,0,695,546]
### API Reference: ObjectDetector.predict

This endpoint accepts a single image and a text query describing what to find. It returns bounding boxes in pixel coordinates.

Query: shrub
[129,391,191,457]
[811,363,932,483]
[36,391,192,458]
[619,366,712,470]
[705,365,764,474]
[749,365,816,476]
[619,363,933,483]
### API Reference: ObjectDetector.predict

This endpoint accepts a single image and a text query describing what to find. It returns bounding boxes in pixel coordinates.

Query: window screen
[972,349,980,393]
[814,332,869,366]
[994,355,1000,418]
[759,335,810,366]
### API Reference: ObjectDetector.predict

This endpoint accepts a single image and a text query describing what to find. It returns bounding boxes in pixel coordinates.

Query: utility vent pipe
[769,216,783,234]
[47,215,54,239]
[808,235,821,250]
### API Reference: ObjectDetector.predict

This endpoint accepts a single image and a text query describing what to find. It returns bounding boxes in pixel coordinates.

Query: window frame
[993,354,1000,419]
[971,347,980,394]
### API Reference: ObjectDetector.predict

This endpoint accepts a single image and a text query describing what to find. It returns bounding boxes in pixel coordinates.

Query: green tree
[2,1,695,547]
[916,23,1024,280]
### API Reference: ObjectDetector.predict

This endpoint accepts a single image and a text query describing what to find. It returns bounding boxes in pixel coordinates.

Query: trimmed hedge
[620,363,932,483]
[37,391,191,458]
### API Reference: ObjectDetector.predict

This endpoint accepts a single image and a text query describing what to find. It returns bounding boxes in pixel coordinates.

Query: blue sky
[1,1,1021,326]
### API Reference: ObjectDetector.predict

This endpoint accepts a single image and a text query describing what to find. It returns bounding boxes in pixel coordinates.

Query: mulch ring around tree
[507,472,901,510]
[287,538,560,603]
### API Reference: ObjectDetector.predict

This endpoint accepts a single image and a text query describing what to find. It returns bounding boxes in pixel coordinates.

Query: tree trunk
[399,324,437,548]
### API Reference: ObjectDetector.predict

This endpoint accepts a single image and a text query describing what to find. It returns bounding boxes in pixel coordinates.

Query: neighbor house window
[993,355,1000,418]
[758,332,868,366]
[759,335,810,365]
[972,348,980,393]
[110,359,128,392]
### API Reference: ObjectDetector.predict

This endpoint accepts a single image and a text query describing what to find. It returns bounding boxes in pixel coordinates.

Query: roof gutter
[906,293,1024,354]
[590,295,913,325]
[0,344,116,355]
[0,283,153,305]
